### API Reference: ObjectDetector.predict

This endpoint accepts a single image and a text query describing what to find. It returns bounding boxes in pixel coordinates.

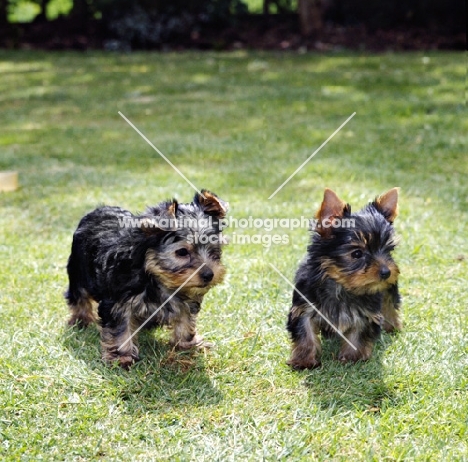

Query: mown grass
[0,50,466,460]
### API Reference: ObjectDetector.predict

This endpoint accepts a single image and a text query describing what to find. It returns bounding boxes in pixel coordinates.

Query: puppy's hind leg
[287,306,322,370]
[66,288,98,327]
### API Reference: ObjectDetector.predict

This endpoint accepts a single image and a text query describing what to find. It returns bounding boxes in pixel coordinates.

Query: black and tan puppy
[287,188,401,369]
[66,190,228,368]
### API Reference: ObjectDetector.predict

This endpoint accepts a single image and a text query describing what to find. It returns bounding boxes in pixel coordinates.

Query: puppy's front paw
[338,344,373,363]
[383,317,403,333]
[102,346,139,369]
[119,354,140,369]
[287,357,321,370]
[287,345,321,370]
[174,334,212,350]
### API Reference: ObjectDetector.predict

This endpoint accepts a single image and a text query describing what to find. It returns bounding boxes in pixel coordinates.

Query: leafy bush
[326,0,464,29]
[96,0,248,48]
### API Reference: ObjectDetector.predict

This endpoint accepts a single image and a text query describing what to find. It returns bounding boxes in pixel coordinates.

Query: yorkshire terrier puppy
[66,190,228,368]
[287,188,401,369]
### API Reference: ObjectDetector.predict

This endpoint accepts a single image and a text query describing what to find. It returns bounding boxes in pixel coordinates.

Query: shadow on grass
[62,325,223,411]
[301,333,399,413]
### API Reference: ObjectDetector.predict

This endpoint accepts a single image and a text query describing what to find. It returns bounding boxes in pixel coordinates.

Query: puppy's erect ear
[194,189,229,218]
[141,199,178,234]
[373,188,399,223]
[315,188,349,237]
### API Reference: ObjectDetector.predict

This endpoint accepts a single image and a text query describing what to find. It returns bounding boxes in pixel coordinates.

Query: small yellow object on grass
[0,171,19,192]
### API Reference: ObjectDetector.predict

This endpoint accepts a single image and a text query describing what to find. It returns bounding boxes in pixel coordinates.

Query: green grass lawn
[0,50,466,460]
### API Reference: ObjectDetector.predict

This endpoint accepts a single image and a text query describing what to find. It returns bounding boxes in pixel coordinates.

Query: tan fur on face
[321,258,399,295]
[145,246,226,292]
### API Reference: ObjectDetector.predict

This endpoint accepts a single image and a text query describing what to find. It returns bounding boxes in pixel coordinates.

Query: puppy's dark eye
[351,249,363,259]
[175,248,189,257]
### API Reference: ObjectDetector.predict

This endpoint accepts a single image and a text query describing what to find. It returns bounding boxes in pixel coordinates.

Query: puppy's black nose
[201,269,214,283]
[379,266,391,280]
